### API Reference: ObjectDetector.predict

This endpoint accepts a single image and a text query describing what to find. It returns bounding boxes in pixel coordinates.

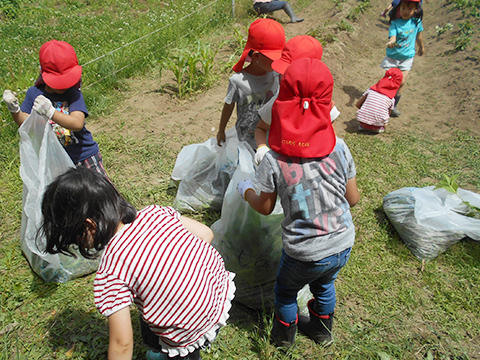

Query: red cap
[39,40,82,90]
[272,35,323,74]
[232,19,285,73]
[269,58,336,158]
[370,68,403,98]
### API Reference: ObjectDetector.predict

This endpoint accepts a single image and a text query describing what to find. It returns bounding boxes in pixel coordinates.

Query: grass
[1,0,480,359]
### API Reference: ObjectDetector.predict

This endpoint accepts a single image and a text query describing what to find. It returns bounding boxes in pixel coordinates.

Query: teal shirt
[387,18,423,60]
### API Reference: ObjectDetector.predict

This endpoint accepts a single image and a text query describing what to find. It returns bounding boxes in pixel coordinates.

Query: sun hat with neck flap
[38,40,82,90]
[232,18,285,73]
[272,35,323,75]
[268,57,336,158]
[370,68,403,99]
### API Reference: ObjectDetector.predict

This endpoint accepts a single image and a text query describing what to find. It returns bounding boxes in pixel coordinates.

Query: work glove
[237,179,254,200]
[330,105,340,122]
[3,90,21,113]
[33,95,55,119]
[254,145,269,166]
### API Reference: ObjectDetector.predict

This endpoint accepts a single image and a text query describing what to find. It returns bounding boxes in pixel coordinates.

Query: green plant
[347,0,370,21]
[337,19,355,33]
[435,23,454,37]
[451,20,475,51]
[435,174,480,218]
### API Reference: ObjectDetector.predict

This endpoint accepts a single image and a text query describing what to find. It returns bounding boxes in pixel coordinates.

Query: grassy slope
[1,0,479,359]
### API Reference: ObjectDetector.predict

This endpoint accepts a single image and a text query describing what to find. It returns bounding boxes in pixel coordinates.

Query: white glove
[237,179,254,200]
[33,95,55,119]
[330,105,340,122]
[254,145,269,166]
[3,90,20,113]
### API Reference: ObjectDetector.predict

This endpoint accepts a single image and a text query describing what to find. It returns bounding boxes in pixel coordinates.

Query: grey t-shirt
[225,71,278,149]
[255,138,356,262]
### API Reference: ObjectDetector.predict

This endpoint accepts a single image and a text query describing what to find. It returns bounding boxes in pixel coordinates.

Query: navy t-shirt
[20,85,99,163]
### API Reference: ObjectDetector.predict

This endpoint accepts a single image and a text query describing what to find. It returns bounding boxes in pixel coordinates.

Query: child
[237,58,359,348]
[39,167,235,360]
[381,0,425,117]
[356,68,403,133]
[2,40,107,176]
[216,18,285,151]
[253,35,340,165]
[253,0,304,23]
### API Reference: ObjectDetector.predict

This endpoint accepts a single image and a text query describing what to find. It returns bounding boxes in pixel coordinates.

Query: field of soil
[90,0,480,152]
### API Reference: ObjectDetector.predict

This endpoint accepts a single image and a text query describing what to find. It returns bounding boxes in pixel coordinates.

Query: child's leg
[75,152,109,178]
[298,247,352,345]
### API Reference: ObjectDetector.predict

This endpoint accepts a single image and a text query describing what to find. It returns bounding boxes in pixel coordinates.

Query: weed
[451,20,475,51]
[435,23,454,37]
[347,0,371,21]
[337,19,355,33]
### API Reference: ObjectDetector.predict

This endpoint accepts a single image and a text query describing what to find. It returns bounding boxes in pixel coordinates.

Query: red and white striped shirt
[94,205,235,357]
[356,89,395,126]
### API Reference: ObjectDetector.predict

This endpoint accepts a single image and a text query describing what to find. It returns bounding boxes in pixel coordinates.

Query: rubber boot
[282,3,304,23]
[271,313,297,348]
[298,299,334,346]
[146,350,169,360]
[391,94,402,117]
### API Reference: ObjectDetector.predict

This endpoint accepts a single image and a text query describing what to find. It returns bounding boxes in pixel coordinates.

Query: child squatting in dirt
[39,167,235,360]
[237,58,360,348]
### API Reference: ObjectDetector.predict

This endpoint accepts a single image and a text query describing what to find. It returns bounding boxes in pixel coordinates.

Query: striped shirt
[94,205,234,354]
[356,89,395,127]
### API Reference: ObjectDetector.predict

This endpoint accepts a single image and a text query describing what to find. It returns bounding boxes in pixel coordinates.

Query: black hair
[38,167,137,259]
[389,1,423,24]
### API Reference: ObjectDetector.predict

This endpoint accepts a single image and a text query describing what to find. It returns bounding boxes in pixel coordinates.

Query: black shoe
[271,314,297,348]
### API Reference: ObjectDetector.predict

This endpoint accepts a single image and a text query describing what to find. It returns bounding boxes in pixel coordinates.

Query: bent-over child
[39,167,235,360]
[237,58,359,348]
[381,0,424,117]
[3,40,107,176]
[356,68,403,133]
[216,18,285,151]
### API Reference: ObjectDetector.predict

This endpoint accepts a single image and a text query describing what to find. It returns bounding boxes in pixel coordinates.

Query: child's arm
[3,90,29,126]
[416,32,425,56]
[217,102,235,146]
[345,176,360,207]
[33,95,85,131]
[238,180,277,215]
[386,35,397,48]
[356,95,366,109]
[107,307,134,360]
[179,216,214,244]
[254,119,270,165]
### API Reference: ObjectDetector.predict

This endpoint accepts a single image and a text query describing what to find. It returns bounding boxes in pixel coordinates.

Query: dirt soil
[90,0,480,153]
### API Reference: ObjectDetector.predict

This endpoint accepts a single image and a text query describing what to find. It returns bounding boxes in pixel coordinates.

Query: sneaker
[390,107,401,117]
[358,123,385,134]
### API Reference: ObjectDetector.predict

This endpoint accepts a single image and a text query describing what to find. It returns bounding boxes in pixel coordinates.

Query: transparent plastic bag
[172,127,239,212]
[19,112,101,282]
[211,142,284,309]
[383,186,480,260]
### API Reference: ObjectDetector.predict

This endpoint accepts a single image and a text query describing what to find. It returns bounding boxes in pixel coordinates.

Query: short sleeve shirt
[225,71,278,149]
[356,89,395,126]
[94,206,233,352]
[255,138,356,262]
[387,18,423,60]
[20,85,98,162]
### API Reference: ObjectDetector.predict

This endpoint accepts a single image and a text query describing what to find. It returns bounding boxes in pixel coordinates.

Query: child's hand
[417,47,425,56]
[3,90,20,113]
[216,130,226,147]
[237,179,254,200]
[254,146,269,166]
[386,41,397,48]
[33,95,55,119]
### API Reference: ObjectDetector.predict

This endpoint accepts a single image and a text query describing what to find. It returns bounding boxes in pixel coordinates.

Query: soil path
[90,0,480,156]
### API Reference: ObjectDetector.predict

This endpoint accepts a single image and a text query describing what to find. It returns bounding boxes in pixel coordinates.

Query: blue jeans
[254,0,286,14]
[274,247,352,323]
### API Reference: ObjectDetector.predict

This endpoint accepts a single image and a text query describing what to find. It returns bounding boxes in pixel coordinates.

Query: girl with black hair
[380,0,425,117]
[39,167,235,360]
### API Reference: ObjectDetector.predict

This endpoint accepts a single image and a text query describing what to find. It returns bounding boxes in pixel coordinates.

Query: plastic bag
[172,127,239,212]
[211,142,284,309]
[383,186,480,260]
[19,112,101,282]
